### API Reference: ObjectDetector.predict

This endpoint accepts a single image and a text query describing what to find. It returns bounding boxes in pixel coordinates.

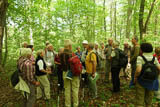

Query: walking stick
[57,84,60,107]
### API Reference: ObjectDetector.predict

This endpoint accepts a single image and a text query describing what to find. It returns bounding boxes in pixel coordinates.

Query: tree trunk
[2,24,8,67]
[126,0,133,38]
[110,3,113,37]
[114,1,117,40]
[139,0,145,40]
[0,0,8,71]
[143,0,156,33]
[103,0,106,37]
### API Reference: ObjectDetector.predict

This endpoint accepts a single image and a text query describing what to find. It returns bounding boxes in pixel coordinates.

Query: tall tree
[0,0,8,71]
[139,0,156,40]
[126,0,133,38]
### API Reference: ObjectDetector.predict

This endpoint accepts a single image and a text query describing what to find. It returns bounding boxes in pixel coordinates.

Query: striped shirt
[18,57,35,84]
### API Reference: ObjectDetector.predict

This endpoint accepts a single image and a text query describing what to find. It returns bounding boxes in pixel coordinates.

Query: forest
[0,0,160,107]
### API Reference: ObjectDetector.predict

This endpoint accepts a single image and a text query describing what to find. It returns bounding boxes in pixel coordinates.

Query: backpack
[118,49,128,68]
[69,53,83,76]
[90,52,100,69]
[139,56,159,81]
[11,69,20,87]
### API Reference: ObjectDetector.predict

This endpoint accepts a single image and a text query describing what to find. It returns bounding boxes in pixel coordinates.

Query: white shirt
[37,60,44,70]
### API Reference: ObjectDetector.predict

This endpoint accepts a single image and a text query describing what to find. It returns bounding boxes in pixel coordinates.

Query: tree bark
[126,0,133,38]
[143,0,156,33]
[0,0,8,71]
[139,0,145,40]
[103,0,106,36]
[139,0,156,40]
[2,24,8,67]
[114,1,117,40]
[110,3,113,37]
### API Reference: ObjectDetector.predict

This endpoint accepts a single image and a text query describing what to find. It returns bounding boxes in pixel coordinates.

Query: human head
[100,42,105,49]
[58,47,64,54]
[155,47,160,56]
[94,43,98,50]
[113,41,119,48]
[87,43,94,51]
[140,43,153,53]
[47,44,53,51]
[76,46,80,52]
[82,40,88,49]
[37,49,45,58]
[21,48,32,59]
[64,39,72,50]
[132,36,138,45]
[108,38,113,46]
[22,42,28,48]
[124,42,129,48]
[46,41,50,46]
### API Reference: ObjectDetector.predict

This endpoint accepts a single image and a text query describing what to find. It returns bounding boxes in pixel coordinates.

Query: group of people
[14,36,160,107]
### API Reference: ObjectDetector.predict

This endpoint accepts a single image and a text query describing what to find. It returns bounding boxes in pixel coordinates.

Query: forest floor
[0,71,160,107]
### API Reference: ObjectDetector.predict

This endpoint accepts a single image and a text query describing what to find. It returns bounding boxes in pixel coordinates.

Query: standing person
[18,48,40,107]
[55,47,64,90]
[44,44,56,73]
[123,42,131,78]
[105,38,113,83]
[75,46,82,60]
[35,50,51,101]
[99,42,106,82]
[134,43,160,107]
[130,36,140,81]
[154,47,160,100]
[94,43,101,71]
[110,41,121,93]
[60,39,80,107]
[81,40,89,69]
[85,43,97,104]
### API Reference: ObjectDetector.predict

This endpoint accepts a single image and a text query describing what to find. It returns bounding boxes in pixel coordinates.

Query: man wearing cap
[81,40,89,67]
[134,43,160,107]
[105,38,113,83]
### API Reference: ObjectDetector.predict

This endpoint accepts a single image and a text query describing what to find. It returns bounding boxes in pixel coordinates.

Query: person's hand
[35,81,40,86]
[47,70,52,74]
[92,73,95,78]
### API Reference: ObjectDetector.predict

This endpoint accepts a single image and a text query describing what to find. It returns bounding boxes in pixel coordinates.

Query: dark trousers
[111,67,121,92]
[57,66,64,90]
[131,63,136,80]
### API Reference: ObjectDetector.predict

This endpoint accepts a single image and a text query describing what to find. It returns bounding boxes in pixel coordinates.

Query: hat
[64,39,72,47]
[140,43,153,53]
[82,40,88,44]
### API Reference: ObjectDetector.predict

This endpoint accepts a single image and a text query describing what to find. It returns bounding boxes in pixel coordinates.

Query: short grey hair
[88,43,94,49]
[64,39,72,47]
[47,44,53,49]
[21,48,32,57]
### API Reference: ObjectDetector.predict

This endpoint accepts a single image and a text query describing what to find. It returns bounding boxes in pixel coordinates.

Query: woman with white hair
[110,41,121,93]
[35,49,51,101]
[17,48,40,107]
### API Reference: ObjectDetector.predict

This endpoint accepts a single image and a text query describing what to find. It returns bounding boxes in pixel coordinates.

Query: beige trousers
[63,72,80,107]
